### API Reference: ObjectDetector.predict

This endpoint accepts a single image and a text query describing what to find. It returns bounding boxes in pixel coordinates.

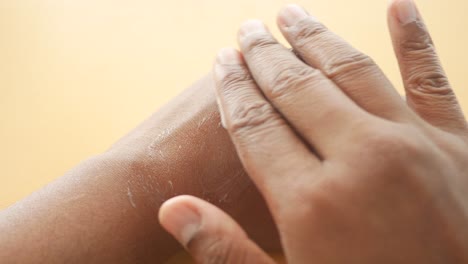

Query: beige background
[1,0,467,261]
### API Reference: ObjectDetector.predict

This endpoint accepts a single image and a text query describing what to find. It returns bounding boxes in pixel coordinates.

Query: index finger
[213,48,320,210]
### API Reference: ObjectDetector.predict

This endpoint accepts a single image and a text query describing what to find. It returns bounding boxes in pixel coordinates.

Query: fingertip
[214,47,244,81]
[388,0,418,25]
[387,0,398,19]
[215,47,243,65]
[237,19,269,48]
[238,19,267,39]
[159,196,202,247]
[277,4,310,28]
[161,197,274,264]
[159,195,186,222]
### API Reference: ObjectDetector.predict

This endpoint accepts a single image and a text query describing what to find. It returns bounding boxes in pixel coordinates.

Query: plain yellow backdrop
[1,0,468,262]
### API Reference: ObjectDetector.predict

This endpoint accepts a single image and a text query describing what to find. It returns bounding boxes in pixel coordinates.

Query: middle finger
[238,20,370,158]
[277,5,410,122]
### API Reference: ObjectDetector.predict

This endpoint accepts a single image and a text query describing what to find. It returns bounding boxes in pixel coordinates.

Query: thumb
[159,195,275,264]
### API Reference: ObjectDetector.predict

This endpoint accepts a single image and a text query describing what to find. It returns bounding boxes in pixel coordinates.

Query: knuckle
[398,22,454,98]
[278,178,342,228]
[358,124,426,161]
[345,122,445,198]
[401,38,434,54]
[187,234,235,264]
[322,52,377,80]
[219,66,253,90]
[406,71,453,97]
[242,34,277,54]
[268,65,319,100]
[229,100,281,138]
[398,22,454,97]
[201,238,234,264]
[290,19,328,48]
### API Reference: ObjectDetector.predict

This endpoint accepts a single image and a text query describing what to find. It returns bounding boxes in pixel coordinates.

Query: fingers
[388,0,467,133]
[237,20,369,157]
[277,4,410,122]
[159,196,275,264]
[213,48,319,204]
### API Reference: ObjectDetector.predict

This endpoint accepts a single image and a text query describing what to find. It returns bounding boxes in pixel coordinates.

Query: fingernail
[162,202,201,246]
[239,19,267,39]
[279,4,311,27]
[395,0,417,25]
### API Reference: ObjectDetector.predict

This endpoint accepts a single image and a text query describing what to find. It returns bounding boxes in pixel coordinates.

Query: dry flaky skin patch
[106,75,280,260]
[127,186,137,208]
[118,89,257,212]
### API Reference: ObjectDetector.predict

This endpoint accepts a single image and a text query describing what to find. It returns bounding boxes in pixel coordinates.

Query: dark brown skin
[0,74,279,263]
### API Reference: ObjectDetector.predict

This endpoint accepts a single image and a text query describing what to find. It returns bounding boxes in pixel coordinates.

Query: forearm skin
[0,73,279,263]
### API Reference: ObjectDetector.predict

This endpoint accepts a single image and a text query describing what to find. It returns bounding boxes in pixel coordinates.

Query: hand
[159,1,468,263]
